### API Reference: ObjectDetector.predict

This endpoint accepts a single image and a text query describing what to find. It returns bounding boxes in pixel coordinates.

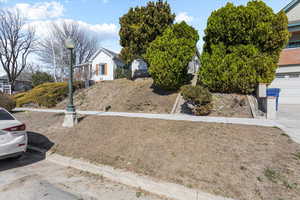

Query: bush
[115,68,132,79]
[32,71,54,87]
[0,92,16,111]
[199,1,290,94]
[145,22,199,90]
[14,82,83,108]
[199,44,277,94]
[119,0,175,64]
[181,85,212,116]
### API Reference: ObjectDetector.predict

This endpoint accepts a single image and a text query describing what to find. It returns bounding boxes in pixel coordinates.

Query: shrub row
[14,81,84,108]
[0,92,16,111]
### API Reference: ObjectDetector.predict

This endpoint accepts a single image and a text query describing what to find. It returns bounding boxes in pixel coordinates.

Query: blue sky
[0,0,293,75]
[0,0,292,52]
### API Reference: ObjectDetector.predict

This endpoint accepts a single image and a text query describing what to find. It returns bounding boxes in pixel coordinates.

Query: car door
[0,109,24,151]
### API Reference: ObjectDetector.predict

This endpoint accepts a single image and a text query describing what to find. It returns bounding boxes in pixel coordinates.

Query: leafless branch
[36,20,99,81]
[0,9,36,89]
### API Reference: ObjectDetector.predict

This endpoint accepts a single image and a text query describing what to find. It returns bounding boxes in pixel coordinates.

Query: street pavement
[0,150,163,200]
[277,104,300,144]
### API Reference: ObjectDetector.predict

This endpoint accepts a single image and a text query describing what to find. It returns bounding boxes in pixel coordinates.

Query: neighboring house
[131,59,149,78]
[0,78,11,94]
[270,0,300,104]
[130,49,201,79]
[74,47,125,82]
[75,47,200,82]
[0,75,32,94]
[188,50,201,74]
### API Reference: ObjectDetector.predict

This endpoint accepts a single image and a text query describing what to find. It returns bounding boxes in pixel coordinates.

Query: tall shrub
[119,0,175,64]
[199,1,290,94]
[145,22,199,90]
[0,92,16,111]
[32,71,54,87]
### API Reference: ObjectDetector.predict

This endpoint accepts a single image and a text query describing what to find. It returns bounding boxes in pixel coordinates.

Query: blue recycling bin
[267,88,281,111]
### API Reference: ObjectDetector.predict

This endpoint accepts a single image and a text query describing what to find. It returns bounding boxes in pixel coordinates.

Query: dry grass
[56,78,178,114]
[15,111,300,200]
[210,93,252,118]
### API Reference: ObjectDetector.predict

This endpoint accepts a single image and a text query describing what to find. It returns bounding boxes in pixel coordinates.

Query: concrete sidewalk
[16,107,300,144]
[276,104,300,144]
[0,150,163,200]
[13,107,279,127]
[29,146,234,200]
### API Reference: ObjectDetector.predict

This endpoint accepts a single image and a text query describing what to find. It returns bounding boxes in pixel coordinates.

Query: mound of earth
[57,78,178,114]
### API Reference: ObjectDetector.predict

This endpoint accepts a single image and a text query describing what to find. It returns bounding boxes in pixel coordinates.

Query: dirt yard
[210,93,252,118]
[56,78,178,114]
[56,78,252,117]
[15,111,300,200]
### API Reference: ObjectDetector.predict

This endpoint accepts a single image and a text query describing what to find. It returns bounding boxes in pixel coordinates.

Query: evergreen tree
[119,0,175,64]
[199,1,290,94]
[145,22,199,90]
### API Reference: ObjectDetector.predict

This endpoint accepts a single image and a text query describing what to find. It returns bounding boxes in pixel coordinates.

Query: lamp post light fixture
[63,37,78,127]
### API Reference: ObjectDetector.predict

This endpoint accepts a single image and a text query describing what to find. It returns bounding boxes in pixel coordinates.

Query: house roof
[75,47,124,67]
[89,47,120,62]
[283,0,300,13]
[278,48,300,66]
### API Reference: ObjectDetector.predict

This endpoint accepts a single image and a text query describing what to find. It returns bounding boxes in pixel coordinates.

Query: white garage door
[270,78,300,104]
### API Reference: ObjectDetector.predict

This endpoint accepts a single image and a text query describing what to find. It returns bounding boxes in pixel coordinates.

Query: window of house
[100,64,105,75]
[95,63,107,76]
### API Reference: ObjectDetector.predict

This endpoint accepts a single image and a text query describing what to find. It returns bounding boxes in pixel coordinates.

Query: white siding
[131,60,147,71]
[91,51,115,81]
[277,65,300,74]
[287,3,300,23]
[270,78,300,104]
[188,56,200,74]
[131,59,148,78]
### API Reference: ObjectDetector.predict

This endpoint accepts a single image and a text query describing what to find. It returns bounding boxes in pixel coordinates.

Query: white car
[0,108,27,160]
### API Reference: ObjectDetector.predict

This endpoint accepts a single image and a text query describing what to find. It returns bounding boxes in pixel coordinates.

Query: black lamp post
[65,37,75,112]
[63,37,77,127]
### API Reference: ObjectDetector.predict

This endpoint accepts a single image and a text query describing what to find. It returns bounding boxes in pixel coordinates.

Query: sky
[0,0,293,75]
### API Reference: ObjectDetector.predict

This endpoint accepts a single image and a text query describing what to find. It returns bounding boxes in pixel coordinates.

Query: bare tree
[0,9,36,89]
[37,21,99,81]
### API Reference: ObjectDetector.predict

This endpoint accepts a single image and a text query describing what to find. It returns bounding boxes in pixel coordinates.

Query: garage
[270,77,300,104]
[271,46,300,105]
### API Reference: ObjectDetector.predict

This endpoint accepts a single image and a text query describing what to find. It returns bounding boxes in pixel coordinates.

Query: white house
[130,49,201,79]
[0,78,11,94]
[75,47,125,82]
[75,47,201,83]
[131,59,149,78]
[188,54,201,74]
[270,0,300,104]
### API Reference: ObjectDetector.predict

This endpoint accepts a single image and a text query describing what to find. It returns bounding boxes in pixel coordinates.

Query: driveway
[277,104,300,143]
[0,150,163,200]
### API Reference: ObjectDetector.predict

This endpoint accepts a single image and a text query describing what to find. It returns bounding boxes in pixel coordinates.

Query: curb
[171,93,182,114]
[27,146,234,200]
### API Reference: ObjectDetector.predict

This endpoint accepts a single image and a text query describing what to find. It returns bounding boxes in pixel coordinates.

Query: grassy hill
[57,78,178,114]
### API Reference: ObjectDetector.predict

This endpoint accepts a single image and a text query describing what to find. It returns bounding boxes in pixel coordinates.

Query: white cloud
[28,19,118,41]
[6,1,119,53]
[175,12,194,23]
[102,0,110,3]
[13,1,64,20]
